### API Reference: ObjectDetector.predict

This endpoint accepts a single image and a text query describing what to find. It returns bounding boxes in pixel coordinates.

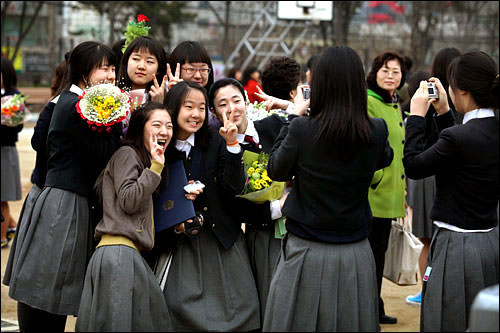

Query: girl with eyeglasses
[166,40,214,93]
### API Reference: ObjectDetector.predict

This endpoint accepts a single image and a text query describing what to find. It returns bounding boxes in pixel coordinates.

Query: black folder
[153,160,196,232]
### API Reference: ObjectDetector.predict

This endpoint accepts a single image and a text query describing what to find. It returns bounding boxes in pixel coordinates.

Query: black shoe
[379,315,397,324]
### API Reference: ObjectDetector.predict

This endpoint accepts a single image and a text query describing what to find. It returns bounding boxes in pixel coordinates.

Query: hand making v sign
[149,73,167,103]
[219,108,239,146]
[166,63,183,90]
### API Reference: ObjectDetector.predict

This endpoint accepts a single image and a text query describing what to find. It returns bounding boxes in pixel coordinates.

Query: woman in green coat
[365,50,407,325]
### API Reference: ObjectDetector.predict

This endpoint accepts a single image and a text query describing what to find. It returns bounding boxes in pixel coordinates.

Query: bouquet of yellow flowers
[236,150,285,204]
[1,93,28,127]
[76,83,131,133]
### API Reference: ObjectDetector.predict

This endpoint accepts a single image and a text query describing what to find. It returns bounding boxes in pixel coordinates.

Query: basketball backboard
[277,1,333,21]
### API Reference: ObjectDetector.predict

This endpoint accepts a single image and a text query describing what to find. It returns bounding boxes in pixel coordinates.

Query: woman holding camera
[404,51,499,332]
[262,46,393,331]
[365,50,407,325]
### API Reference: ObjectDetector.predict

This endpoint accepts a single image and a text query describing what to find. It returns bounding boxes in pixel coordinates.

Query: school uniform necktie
[244,135,257,145]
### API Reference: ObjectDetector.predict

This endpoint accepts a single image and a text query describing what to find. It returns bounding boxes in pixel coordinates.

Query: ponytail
[447,51,499,111]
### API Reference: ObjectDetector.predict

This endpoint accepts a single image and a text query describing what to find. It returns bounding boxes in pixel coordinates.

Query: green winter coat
[367,89,406,219]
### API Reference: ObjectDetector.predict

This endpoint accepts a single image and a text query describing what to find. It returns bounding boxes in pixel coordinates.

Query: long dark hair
[122,101,170,195]
[117,36,167,93]
[168,41,215,94]
[310,46,372,159]
[241,66,259,87]
[1,57,17,92]
[165,81,210,149]
[431,47,461,110]
[62,41,117,90]
[447,51,499,111]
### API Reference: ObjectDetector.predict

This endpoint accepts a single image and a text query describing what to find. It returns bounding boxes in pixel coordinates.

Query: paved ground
[1,123,422,332]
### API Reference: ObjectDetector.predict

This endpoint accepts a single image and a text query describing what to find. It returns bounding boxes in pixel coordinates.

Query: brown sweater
[94,145,164,251]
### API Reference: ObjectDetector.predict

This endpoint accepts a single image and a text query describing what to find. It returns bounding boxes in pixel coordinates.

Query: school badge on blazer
[153,160,196,232]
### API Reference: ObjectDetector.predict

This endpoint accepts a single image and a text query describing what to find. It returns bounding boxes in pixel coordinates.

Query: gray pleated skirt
[164,225,261,332]
[262,233,379,332]
[76,245,173,332]
[1,145,22,201]
[420,226,499,332]
[245,226,281,320]
[407,176,436,239]
[6,186,93,316]
[3,184,43,286]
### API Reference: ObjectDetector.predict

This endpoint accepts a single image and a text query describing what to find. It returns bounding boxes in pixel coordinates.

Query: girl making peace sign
[76,102,175,331]
[117,36,168,106]
[154,81,260,331]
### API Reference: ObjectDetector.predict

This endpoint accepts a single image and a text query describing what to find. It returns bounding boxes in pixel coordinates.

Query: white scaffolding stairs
[225,1,312,70]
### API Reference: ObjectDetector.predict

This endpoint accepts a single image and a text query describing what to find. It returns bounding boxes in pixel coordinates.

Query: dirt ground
[1,124,422,332]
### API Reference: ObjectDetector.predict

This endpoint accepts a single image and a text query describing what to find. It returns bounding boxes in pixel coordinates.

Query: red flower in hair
[137,14,149,23]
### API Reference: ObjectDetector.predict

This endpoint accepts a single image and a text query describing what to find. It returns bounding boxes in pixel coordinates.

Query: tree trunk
[223,1,231,63]
[11,1,44,63]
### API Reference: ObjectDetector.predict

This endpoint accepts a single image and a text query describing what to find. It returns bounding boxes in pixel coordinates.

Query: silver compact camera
[302,87,311,100]
[427,82,439,99]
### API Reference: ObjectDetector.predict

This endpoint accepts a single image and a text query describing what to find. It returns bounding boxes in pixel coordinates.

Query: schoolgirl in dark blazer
[403,51,499,332]
[208,78,294,321]
[156,81,260,331]
[262,46,393,332]
[4,56,68,298]
[4,41,121,332]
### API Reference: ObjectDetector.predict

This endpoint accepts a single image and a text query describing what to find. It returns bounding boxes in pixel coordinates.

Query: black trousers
[17,302,67,332]
[368,217,393,318]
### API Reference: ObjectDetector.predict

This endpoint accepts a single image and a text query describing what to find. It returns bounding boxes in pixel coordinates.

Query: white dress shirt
[175,133,196,159]
[462,108,495,124]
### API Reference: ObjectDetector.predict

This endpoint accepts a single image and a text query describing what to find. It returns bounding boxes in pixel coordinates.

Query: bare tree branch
[11,1,45,62]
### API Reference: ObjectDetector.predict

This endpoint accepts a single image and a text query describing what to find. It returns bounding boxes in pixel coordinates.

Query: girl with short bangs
[166,40,215,93]
[3,41,122,331]
[154,81,261,331]
[117,36,168,105]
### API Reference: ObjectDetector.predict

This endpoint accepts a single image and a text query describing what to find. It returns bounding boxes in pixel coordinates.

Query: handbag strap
[396,209,412,233]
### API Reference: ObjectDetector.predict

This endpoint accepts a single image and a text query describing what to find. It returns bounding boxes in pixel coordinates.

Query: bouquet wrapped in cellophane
[237,150,288,239]
[76,83,131,133]
[1,93,28,127]
[237,150,285,203]
[246,101,288,122]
